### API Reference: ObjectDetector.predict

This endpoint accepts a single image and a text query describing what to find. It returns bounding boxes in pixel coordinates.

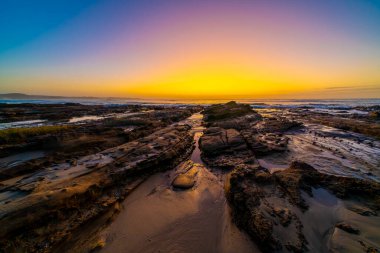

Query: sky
[0,0,380,99]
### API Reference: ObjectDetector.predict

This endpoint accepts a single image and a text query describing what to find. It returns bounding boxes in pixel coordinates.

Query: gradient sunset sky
[1,0,380,99]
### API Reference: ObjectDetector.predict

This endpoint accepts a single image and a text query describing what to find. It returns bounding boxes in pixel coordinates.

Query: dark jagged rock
[227,165,307,252]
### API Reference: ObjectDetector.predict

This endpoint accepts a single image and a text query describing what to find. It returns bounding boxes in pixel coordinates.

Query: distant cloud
[325,84,380,92]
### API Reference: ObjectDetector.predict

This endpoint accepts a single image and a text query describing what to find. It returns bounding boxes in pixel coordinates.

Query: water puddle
[0,150,46,169]
[0,120,46,130]
[68,115,104,123]
[68,110,155,123]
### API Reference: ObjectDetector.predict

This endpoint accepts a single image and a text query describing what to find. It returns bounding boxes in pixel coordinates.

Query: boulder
[199,127,254,169]
[172,161,201,189]
[200,127,246,155]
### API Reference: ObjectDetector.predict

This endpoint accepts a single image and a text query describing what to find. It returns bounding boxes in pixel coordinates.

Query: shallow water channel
[99,113,259,253]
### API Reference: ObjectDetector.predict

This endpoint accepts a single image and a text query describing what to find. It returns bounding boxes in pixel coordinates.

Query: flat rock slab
[0,124,194,252]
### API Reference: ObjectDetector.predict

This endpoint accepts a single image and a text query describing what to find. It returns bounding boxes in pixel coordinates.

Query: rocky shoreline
[0,106,196,179]
[1,101,380,252]
[200,101,380,253]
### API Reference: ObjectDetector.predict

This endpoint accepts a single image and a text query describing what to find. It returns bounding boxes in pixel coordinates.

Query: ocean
[1,98,380,109]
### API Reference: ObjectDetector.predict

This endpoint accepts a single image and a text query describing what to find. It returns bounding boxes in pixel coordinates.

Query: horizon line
[1,92,380,101]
